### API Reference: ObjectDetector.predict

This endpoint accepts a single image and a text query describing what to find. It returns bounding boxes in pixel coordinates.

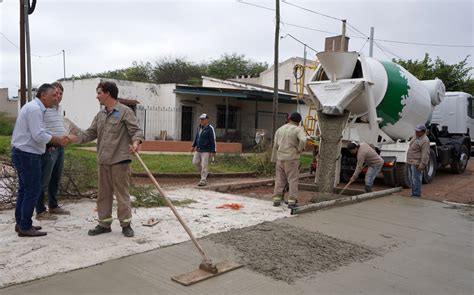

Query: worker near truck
[407,124,430,198]
[347,142,384,193]
[271,112,307,209]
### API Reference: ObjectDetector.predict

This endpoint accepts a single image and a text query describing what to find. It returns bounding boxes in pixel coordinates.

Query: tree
[151,57,205,85]
[393,54,473,94]
[75,61,152,82]
[207,53,268,80]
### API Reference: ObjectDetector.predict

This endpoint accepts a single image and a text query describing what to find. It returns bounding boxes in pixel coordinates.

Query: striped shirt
[44,105,66,136]
[11,97,52,154]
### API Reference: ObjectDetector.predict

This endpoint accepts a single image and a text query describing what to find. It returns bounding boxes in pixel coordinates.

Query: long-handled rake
[133,151,242,286]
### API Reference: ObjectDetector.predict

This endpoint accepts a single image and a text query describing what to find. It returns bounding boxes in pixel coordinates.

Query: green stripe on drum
[376,61,410,127]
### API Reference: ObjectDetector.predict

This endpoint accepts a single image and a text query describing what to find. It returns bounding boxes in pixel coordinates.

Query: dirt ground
[207,221,378,284]
[131,159,473,206]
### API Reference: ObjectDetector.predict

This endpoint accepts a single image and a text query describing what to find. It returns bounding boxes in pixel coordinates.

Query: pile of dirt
[208,221,378,284]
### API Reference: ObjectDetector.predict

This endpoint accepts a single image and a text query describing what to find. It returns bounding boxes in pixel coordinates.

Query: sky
[1,0,473,97]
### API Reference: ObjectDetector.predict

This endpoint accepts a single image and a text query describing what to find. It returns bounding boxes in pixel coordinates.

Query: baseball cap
[199,113,209,119]
[415,124,427,132]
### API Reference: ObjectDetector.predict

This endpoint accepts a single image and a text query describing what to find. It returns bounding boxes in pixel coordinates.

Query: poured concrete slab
[2,195,473,295]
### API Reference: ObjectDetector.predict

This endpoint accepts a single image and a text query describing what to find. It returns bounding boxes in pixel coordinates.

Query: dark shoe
[364,185,373,193]
[122,225,134,237]
[272,195,282,207]
[49,206,70,215]
[88,225,111,236]
[36,211,58,221]
[18,228,47,237]
[197,180,207,187]
[287,199,298,209]
[15,224,42,233]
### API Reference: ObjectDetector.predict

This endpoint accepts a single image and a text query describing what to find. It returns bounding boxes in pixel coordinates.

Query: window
[284,79,291,91]
[216,105,239,129]
[468,95,474,119]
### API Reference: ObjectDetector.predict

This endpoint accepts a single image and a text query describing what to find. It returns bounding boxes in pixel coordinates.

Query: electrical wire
[358,39,369,52]
[1,32,62,58]
[282,0,342,21]
[237,0,274,11]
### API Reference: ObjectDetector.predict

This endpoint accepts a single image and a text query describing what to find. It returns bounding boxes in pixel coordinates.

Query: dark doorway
[181,106,193,141]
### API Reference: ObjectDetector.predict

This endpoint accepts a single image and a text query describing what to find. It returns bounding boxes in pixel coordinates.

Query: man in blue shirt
[191,113,216,186]
[11,83,70,237]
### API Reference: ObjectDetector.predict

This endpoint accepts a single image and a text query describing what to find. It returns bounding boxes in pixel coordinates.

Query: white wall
[61,78,177,130]
[258,57,316,94]
[0,88,18,118]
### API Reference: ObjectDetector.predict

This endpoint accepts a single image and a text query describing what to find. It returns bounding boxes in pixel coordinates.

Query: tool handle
[133,151,211,262]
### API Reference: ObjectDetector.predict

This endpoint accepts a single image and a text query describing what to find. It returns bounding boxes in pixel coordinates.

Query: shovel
[133,151,242,286]
[339,180,353,195]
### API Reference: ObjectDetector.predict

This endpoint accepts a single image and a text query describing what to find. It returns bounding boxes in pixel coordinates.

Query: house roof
[174,84,305,105]
[200,76,310,101]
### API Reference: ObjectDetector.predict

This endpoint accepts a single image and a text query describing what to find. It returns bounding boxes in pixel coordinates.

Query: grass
[0,113,15,136]
[130,184,195,208]
[1,135,314,175]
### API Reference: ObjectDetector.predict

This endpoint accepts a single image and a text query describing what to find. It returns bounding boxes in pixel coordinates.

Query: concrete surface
[1,195,473,295]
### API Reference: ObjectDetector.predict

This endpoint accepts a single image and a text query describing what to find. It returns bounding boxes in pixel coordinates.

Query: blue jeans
[409,164,422,197]
[12,147,42,230]
[365,165,382,188]
[36,147,64,214]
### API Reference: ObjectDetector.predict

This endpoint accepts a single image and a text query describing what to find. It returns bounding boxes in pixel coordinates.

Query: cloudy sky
[1,0,472,97]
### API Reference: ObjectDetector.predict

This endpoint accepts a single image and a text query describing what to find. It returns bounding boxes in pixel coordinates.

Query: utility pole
[271,0,280,145]
[369,27,374,57]
[25,0,32,101]
[19,0,26,107]
[62,50,66,78]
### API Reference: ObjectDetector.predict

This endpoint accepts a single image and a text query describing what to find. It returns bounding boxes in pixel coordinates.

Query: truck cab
[431,92,474,154]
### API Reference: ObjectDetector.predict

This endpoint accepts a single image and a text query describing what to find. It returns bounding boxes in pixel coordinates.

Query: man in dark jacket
[191,113,216,186]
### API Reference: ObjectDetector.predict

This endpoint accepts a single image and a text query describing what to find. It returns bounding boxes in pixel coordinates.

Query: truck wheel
[383,169,396,187]
[450,145,469,174]
[422,149,437,184]
[395,163,411,188]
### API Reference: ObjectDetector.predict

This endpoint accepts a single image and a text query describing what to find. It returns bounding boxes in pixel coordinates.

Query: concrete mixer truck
[305,51,471,188]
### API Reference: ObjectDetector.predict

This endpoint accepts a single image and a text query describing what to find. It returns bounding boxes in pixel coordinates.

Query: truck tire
[395,163,411,188]
[450,145,469,174]
[383,169,397,187]
[422,148,437,184]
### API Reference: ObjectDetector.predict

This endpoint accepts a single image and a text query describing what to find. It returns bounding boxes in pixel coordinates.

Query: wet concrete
[2,195,473,295]
[208,222,377,283]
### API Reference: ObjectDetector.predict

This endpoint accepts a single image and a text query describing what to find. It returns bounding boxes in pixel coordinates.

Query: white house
[60,57,314,149]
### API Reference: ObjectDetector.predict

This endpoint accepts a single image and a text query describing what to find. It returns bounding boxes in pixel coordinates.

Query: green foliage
[151,57,207,85]
[130,184,195,208]
[207,53,268,80]
[0,135,11,156]
[0,113,15,136]
[393,54,473,93]
[73,53,268,85]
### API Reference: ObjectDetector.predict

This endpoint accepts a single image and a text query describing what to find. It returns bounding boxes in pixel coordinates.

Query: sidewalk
[2,195,472,294]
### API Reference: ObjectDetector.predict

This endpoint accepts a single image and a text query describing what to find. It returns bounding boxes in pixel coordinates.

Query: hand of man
[129,140,141,153]
[190,147,196,153]
[417,164,425,171]
[59,135,71,146]
[350,176,356,183]
[67,134,78,143]
[211,152,216,162]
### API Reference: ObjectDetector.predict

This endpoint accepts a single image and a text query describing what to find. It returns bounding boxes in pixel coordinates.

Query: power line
[279,1,474,48]
[359,39,369,52]
[281,21,365,40]
[282,0,342,21]
[1,31,62,58]
[281,33,319,53]
[237,0,274,11]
